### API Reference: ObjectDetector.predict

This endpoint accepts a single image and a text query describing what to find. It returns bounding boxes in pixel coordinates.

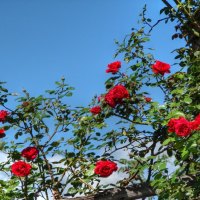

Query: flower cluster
[152,60,170,75]
[11,147,39,177]
[105,84,129,108]
[90,61,129,113]
[94,160,118,177]
[168,114,200,137]
[106,61,121,74]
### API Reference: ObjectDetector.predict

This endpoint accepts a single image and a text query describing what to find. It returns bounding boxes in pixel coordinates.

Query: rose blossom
[11,161,32,177]
[168,117,191,137]
[0,110,9,122]
[174,117,191,137]
[94,160,118,177]
[190,114,200,131]
[144,97,152,102]
[106,61,121,74]
[90,106,101,115]
[152,60,170,75]
[105,84,129,108]
[0,128,5,138]
[21,147,39,160]
[167,118,179,133]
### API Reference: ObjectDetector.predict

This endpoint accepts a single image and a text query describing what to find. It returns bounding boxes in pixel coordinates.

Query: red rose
[21,147,39,160]
[94,160,118,177]
[11,161,32,177]
[0,110,9,123]
[104,92,116,108]
[106,61,121,74]
[0,128,5,138]
[144,97,152,102]
[168,117,191,137]
[190,114,200,131]
[90,106,101,115]
[167,118,179,133]
[174,117,191,137]
[105,85,129,108]
[152,60,170,75]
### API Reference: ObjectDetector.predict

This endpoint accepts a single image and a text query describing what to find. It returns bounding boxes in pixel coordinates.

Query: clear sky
[0,0,184,107]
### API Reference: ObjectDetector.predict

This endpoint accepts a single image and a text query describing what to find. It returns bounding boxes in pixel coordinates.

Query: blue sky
[0,0,184,107]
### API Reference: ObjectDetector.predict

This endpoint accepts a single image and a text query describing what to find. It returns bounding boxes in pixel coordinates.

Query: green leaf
[163,137,175,146]
[85,164,95,176]
[169,111,185,118]
[183,96,192,104]
[158,162,166,170]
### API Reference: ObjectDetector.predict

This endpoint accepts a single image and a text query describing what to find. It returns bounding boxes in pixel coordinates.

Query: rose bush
[0,1,199,200]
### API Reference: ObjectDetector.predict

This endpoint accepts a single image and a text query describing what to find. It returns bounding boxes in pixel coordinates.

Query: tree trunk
[60,184,155,200]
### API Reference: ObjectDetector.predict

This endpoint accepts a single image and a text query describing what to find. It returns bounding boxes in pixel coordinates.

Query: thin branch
[148,17,170,33]
[113,113,150,125]
[162,0,173,9]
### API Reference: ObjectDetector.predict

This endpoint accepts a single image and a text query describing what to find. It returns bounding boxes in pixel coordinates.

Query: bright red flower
[90,106,101,115]
[144,97,152,102]
[167,118,179,133]
[94,160,118,177]
[0,110,9,123]
[105,85,129,108]
[174,117,191,137]
[106,61,121,74]
[11,161,32,177]
[0,128,5,138]
[104,92,116,108]
[21,147,39,160]
[168,117,192,137]
[152,60,170,75]
[190,114,200,131]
